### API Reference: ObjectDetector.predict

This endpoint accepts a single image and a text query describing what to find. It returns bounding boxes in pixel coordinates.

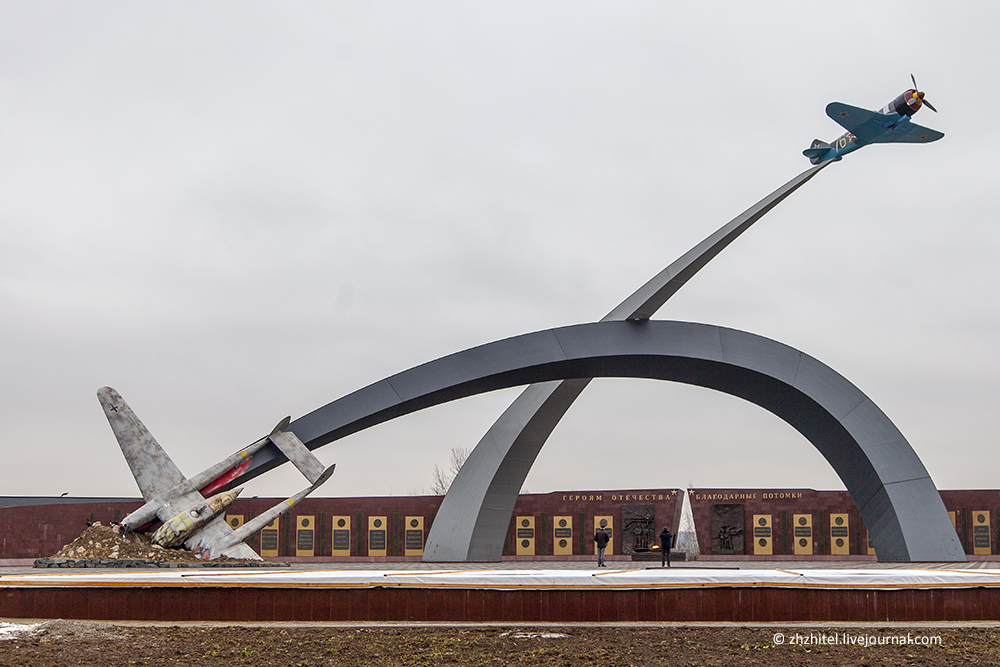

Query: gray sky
[2,2,997,500]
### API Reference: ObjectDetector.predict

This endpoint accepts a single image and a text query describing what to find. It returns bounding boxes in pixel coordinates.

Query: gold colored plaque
[594,516,614,556]
[368,516,388,557]
[830,513,849,555]
[752,514,772,555]
[260,517,280,558]
[332,515,352,556]
[553,515,573,556]
[295,515,315,557]
[227,514,244,530]
[515,516,535,556]
[793,513,813,556]
[404,516,424,556]
[973,510,992,555]
[948,511,956,528]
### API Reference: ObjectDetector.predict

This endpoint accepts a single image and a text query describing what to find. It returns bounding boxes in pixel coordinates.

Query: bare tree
[430,446,471,495]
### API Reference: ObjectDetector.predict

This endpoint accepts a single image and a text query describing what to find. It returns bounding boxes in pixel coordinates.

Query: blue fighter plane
[804,75,943,164]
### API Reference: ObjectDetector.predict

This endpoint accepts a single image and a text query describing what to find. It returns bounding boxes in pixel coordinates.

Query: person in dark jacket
[594,527,610,567]
[659,526,673,567]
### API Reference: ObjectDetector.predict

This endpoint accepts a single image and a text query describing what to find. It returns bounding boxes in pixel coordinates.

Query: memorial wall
[688,488,1000,557]
[0,489,683,560]
[1,487,997,560]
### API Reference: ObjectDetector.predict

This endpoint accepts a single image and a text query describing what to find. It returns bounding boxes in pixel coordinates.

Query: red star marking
[920,135,927,140]
[840,112,849,117]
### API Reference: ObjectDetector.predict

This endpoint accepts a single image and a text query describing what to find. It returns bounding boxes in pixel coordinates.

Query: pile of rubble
[34,523,283,568]
[51,523,195,562]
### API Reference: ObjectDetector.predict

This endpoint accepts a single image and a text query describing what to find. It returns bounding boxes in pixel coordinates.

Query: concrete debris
[51,523,203,563]
[41,523,270,567]
[33,557,287,569]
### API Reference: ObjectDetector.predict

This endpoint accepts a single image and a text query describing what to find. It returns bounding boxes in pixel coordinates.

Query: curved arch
[238,320,962,562]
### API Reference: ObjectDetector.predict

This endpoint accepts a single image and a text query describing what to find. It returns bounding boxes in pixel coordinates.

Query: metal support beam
[426,162,833,561]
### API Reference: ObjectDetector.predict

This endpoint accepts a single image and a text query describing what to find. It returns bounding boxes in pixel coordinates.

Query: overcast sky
[2,2,998,500]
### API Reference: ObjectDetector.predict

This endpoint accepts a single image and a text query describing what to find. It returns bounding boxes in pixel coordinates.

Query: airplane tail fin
[802,139,831,165]
[269,430,326,485]
[188,420,321,497]
[213,464,336,554]
[187,417,291,494]
[97,387,192,502]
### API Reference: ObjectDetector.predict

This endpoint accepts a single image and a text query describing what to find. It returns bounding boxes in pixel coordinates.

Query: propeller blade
[922,98,938,113]
[911,73,918,89]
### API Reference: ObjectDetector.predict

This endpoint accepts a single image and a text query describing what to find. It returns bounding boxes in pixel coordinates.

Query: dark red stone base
[3,585,999,623]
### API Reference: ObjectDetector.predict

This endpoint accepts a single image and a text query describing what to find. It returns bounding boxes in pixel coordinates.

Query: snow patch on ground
[0,622,40,640]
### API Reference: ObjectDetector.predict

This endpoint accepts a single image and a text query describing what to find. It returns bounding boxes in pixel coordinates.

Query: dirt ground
[1,622,999,666]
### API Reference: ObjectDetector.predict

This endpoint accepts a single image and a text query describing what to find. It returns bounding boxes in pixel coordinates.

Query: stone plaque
[793,513,813,556]
[710,504,744,555]
[973,510,991,555]
[621,504,655,555]
[332,515,351,556]
[753,514,772,555]
[260,518,279,557]
[553,516,573,555]
[830,513,849,555]
[404,516,424,556]
[368,516,387,557]
[516,516,535,556]
[296,515,315,557]
[594,515,614,556]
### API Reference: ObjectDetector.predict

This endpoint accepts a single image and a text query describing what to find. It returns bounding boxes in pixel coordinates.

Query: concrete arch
[238,319,963,562]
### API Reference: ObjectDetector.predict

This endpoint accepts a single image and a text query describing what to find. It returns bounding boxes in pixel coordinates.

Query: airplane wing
[98,387,196,502]
[184,515,263,560]
[868,120,944,144]
[825,102,899,144]
[200,465,336,560]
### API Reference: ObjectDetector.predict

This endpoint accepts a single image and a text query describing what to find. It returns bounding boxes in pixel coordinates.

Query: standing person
[594,526,610,567]
[659,526,673,567]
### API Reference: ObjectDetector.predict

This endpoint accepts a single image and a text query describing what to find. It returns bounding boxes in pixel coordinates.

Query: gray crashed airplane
[97,387,334,560]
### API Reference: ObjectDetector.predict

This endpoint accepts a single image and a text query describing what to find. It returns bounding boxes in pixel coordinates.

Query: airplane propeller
[910,73,938,112]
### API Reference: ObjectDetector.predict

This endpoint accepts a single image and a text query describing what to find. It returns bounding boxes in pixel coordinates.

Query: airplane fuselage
[149,488,241,549]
